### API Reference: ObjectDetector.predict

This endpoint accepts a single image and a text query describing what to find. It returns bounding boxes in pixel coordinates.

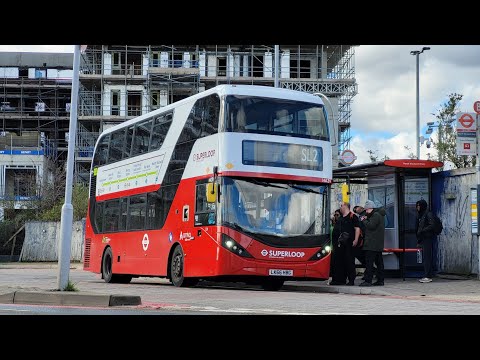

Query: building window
[111,90,120,116]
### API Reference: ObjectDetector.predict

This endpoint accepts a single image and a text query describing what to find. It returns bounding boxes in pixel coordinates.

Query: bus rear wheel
[170,246,198,287]
[102,247,132,284]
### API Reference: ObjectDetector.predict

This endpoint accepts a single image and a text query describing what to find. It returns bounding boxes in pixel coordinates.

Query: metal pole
[57,45,81,290]
[416,53,420,159]
[274,45,279,88]
[439,124,443,163]
[477,113,480,280]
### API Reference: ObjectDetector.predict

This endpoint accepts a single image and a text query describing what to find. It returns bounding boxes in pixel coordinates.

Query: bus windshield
[224,95,328,140]
[220,177,328,239]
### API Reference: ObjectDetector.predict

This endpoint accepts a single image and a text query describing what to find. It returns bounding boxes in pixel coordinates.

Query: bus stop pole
[57,45,81,290]
[477,113,480,280]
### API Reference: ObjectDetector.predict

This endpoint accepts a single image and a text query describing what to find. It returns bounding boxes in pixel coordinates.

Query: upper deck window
[224,95,328,140]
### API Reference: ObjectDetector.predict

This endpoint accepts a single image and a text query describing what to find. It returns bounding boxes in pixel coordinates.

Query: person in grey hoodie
[359,200,386,286]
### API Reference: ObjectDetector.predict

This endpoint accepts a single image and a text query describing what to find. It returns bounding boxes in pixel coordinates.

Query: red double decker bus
[83,84,333,291]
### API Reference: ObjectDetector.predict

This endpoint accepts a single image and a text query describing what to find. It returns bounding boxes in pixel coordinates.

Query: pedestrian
[359,199,386,287]
[329,209,341,275]
[352,205,366,267]
[330,209,341,241]
[330,202,361,286]
[416,199,435,283]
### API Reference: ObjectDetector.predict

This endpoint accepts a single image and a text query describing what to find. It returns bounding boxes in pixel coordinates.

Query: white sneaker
[419,277,432,283]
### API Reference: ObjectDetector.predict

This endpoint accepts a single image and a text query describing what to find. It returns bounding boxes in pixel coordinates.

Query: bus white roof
[101,84,325,135]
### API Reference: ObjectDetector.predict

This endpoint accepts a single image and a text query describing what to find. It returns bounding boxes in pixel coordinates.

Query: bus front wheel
[170,246,198,287]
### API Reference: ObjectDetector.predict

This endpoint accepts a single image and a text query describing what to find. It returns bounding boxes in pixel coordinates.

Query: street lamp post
[410,47,431,159]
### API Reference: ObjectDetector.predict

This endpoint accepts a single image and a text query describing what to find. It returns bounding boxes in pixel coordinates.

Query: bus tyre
[102,247,115,283]
[170,246,198,287]
[261,278,284,291]
[102,247,133,284]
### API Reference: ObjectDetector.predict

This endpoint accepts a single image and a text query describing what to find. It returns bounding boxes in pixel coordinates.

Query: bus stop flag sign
[339,149,357,166]
[456,112,477,156]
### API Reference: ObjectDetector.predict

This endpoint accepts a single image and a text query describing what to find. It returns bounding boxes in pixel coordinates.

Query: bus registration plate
[269,269,293,276]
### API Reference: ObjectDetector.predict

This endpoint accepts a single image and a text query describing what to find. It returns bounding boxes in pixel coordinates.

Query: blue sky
[1,45,478,165]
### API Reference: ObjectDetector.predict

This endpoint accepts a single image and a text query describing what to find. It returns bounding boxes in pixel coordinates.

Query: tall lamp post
[410,46,430,159]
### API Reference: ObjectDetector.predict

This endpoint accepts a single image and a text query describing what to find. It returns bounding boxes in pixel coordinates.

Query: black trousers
[363,250,384,283]
[331,243,356,284]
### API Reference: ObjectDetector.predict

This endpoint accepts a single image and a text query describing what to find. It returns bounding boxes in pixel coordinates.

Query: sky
[1,44,478,166]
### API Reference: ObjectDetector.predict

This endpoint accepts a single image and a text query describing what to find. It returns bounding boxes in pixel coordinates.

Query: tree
[404,145,416,159]
[431,93,475,169]
[367,149,390,162]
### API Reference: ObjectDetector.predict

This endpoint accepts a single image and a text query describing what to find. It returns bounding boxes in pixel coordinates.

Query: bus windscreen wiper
[287,184,321,194]
[242,179,288,189]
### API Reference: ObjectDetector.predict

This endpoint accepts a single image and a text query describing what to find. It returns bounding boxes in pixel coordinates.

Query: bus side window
[119,198,127,231]
[150,113,172,151]
[93,134,110,167]
[127,195,147,231]
[104,199,120,232]
[202,94,220,136]
[132,119,153,156]
[147,192,162,229]
[124,125,134,158]
[95,201,104,233]
[108,128,126,163]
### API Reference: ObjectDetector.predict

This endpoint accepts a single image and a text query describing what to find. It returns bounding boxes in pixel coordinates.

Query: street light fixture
[410,46,431,159]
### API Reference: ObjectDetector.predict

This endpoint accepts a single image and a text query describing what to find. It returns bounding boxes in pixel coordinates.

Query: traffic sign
[339,149,357,166]
[474,101,480,114]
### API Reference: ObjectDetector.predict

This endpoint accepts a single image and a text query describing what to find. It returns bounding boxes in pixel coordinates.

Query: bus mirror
[206,183,217,203]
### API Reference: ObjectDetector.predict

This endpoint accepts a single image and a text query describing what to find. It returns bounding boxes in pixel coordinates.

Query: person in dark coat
[330,202,361,286]
[416,199,435,283]
[359,200,386,287]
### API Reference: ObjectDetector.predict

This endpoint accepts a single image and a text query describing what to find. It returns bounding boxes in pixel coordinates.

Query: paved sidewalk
[0,262,140,307]
[1,262,480,306]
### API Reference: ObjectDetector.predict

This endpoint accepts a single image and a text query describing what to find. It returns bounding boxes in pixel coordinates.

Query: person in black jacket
[416,199,435,283]
[330,202,361,286]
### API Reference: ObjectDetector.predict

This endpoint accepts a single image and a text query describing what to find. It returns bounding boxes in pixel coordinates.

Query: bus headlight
[221,234,253,258]
[308,245,332,261]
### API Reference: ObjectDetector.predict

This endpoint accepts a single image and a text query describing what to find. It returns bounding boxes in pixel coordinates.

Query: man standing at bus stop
[330,202,360,286]
[359,200,386,287]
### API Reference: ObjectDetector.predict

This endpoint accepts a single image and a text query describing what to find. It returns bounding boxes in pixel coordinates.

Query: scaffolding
[77,44,358,184]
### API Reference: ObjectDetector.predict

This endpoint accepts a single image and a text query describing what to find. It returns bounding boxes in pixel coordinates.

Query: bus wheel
[102,247,115,283]
[261,278,284,291]
[170,246,198,287]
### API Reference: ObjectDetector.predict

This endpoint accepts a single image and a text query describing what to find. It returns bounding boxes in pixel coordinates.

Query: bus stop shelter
[333,159,443,278]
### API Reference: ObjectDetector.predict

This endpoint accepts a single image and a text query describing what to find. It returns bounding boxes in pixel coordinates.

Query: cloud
[350,45,480,162]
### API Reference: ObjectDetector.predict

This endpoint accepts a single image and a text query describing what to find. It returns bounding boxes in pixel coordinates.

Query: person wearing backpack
[416,199,435,283]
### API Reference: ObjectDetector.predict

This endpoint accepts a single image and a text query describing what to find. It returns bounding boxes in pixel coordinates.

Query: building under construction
[0,45,358,218]
[0,52,73,220]
[77,45,358,182]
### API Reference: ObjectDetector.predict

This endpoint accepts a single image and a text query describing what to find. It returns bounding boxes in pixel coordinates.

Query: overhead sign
[384,159,443,168]
[338,149,357,166]
[474,101,480,114]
